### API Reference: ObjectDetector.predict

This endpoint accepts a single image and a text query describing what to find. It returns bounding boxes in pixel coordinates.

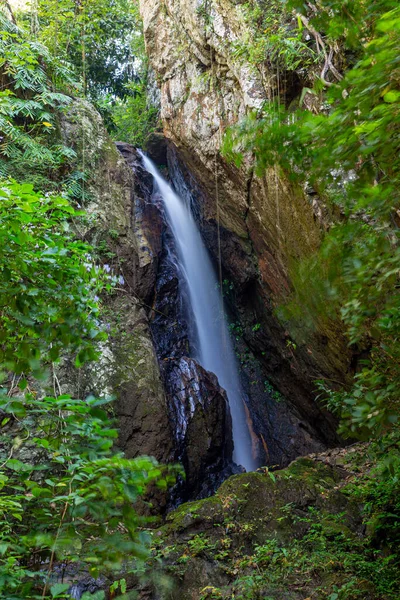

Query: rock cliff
[58,100,174,467]
[51,0,352,502]
[56,104,238,501]
[140,0,351,450]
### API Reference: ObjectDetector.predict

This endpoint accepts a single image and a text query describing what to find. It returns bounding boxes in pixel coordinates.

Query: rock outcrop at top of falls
[139,0,352,448]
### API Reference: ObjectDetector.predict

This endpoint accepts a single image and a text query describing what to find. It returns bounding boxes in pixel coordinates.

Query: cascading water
[139,151,256,472]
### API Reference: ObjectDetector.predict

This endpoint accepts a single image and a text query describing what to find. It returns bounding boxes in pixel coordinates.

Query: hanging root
[297,13,343,87]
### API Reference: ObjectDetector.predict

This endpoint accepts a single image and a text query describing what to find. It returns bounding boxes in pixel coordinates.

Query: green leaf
[0,543,9,556]
[6,459,33,473]
[50,583,70,597]
[383,90,400,103]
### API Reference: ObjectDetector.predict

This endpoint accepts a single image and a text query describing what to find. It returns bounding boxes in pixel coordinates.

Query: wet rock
[68,576,106,600]
[150,229,193,360]
[234,335,326,467]
[168,148,340,454]
[115,141,164,303]
[163,356,234,500]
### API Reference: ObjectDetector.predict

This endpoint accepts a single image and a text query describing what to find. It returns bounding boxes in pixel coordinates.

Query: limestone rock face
[139,0,317,256]
[139,0,351,444]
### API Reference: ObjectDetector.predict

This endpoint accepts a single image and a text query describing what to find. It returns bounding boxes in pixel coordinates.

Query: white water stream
[139,152,256,471]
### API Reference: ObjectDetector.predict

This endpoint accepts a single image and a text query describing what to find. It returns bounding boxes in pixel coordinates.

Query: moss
[157,457,351,554]
[141,444,400,599]
[282,457,340,485]
[165,495,224,533]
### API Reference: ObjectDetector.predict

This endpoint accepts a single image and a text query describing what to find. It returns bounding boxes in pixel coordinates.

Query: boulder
[164,356,234,499]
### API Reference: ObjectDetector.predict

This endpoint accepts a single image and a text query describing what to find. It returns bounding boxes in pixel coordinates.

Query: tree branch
[2,0,17,25]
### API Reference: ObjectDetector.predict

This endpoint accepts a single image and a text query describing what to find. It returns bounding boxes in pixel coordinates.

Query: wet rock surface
[115,141,164,303]
[144,131,169,166]
[164,356,234,500]
[234,336,326,467]
[115,144,237,500]
[113,140,336,489]
[168,148,339,459]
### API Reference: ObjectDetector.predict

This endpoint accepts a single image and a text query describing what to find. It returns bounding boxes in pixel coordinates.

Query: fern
[0,9,78,188]
[63,169,90,201]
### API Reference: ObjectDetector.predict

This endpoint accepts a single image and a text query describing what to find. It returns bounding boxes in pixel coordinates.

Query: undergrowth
[149,434,400,599]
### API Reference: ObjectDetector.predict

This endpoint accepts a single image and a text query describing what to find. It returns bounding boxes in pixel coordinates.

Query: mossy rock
[139,455,365,599]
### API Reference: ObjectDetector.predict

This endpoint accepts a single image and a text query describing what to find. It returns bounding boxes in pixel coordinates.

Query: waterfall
[139,151,256,472]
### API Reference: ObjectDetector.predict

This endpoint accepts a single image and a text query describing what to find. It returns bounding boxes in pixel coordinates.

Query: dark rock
[164,357,234,500]
[144,132,168,166]
[150,226,193,360]
[68,576,106,600]
[115,141,164,303]
[167,146,340,457]
[234,334,326,467]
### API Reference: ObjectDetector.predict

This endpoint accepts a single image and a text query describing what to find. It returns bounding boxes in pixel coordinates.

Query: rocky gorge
[92,0,352,491]
[52,0,355,538]
[1,0,399,598]
[72,3,398,597]
[72,119,335,502]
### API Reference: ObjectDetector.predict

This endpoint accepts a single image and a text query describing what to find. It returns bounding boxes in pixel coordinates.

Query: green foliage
[111,80,160,148]
[0,4,170,598]
[0,176,176,598]
[149,438,400,599]
[347,444,400,549]
[263,380,282,402]
[24,0,154,142]
[287,0,399,49]
[223,2,400,436]
[196,0,214,31]
[7,1,154,148]
[0,180,111,376]
[30,0,141,102]
[233,0,320,72]
[0,392,174,598]
[0,9,78,188]
[187,534,217,558]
